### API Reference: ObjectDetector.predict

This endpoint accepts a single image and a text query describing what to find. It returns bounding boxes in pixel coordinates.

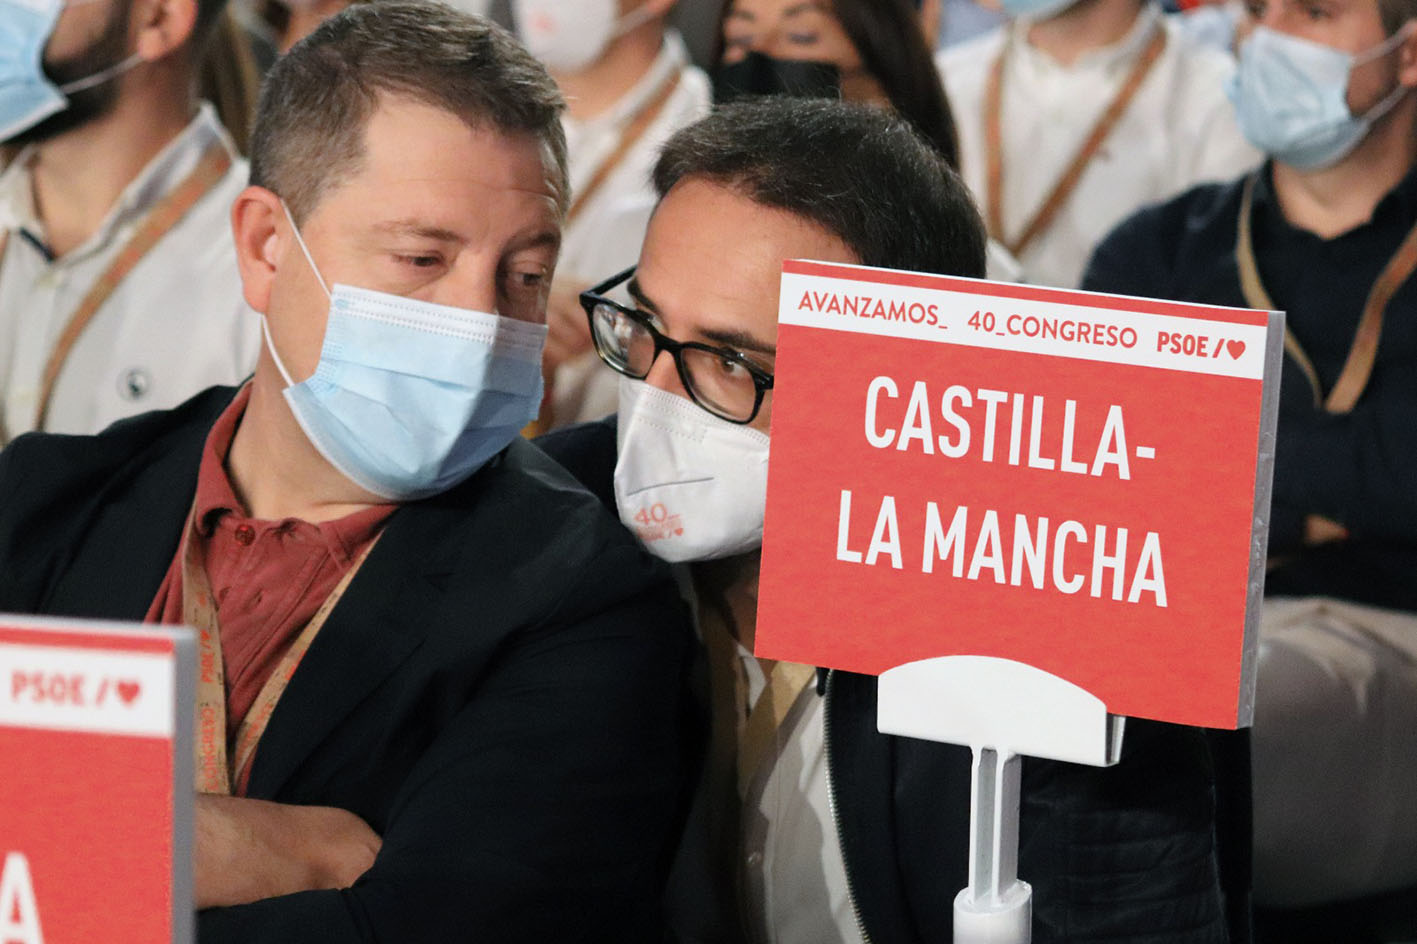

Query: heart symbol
[1226,339,1246,360]
[674,529,683,536]
[117,680,141,706]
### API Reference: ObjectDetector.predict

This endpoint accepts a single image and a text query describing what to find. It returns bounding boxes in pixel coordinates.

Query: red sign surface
[0,617,193,944]
[756,260,1282,729]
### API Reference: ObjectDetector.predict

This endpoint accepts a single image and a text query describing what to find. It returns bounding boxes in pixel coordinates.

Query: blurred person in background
[712,0,1023,280]
[939,0,1260,287]
[516,0,711,431]
[0,0,259,445]
[198,5,262,151]
[1083,0,1417,918]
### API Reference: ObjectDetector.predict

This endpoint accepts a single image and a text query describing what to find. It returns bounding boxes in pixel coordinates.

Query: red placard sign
[756,261,1282,729]
[0,616,194,944]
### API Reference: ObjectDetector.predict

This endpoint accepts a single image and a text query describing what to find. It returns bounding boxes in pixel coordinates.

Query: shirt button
[746,851,763,868]
[234,525,256,546]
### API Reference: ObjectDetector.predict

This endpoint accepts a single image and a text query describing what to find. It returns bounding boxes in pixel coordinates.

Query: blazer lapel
[244,495,460,799]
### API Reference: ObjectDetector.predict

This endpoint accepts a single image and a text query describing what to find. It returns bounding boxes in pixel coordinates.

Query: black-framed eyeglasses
[580,267,774,424]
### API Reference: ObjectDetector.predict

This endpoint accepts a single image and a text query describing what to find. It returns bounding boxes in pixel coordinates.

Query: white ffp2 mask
[613,378,771,562]
[512,0,657,73]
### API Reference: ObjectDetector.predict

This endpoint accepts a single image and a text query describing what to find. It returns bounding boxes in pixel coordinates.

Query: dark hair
[1379,0,1417,33]
[249,1,567,222]
[713,0,960,170]
[654,97,985,279]
[194,0,232,48]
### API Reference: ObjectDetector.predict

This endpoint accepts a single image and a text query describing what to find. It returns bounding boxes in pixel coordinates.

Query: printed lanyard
[1236,173,1417,414]
[184,505,379,795]
[17,143,232,430]
[984,27,1167,259]
[564,70,683,226]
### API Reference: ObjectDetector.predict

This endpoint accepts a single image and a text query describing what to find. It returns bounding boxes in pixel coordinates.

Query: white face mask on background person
[1227,24,1415,171]
[613,378,771,563]
[512,0,657,74]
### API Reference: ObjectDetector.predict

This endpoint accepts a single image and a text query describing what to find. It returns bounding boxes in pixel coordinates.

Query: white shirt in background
[938,4,1262,288]
[550,29,712,427]
[0,103,260,444]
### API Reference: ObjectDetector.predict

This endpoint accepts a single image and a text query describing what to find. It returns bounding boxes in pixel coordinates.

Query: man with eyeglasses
[539,96,1247,944]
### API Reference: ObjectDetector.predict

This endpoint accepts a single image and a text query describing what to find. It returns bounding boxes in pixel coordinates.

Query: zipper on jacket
[823,669,874,944]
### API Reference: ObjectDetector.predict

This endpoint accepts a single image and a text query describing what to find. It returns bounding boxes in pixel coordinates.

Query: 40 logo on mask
[630,502,684,543]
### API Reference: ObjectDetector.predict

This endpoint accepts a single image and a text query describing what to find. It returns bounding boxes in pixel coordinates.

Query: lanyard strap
[985,27,1167,259]
[32,142,232,431]
[564,70,683,227]
[1236,174,1417,414]
[736,658,815,798]
[183,505,379,795]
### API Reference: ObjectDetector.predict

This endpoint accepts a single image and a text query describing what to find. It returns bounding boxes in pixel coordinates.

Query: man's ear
[130,0,198,61]
[1398,19,1417,89]
[231,186,285,315]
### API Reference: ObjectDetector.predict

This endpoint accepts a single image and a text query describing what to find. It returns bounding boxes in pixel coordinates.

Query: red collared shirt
[146,384,394,746]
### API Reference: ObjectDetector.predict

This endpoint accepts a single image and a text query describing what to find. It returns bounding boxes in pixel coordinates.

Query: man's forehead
[355,94,561,199]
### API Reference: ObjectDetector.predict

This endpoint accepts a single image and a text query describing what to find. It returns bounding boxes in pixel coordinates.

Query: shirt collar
[193,382,395,564]
[0,102,236,260]
[1013,1,1163,74]
[1252,158,1417,242]
[563,29,689,138]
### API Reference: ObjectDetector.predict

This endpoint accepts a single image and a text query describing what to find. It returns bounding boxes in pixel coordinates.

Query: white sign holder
[877,655,1124,943]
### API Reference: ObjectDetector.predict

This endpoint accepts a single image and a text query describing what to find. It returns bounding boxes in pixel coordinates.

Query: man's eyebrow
[627,279,775,358]
[372,220,463,242]
[507,228,561,254]
[627,277,659,313]
[701,328,776,358]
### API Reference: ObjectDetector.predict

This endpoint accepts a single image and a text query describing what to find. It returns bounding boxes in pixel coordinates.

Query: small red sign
[756,260,1282,729]
[0,617,193,943]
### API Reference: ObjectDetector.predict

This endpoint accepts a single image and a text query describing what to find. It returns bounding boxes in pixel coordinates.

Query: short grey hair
[249,1,568,222]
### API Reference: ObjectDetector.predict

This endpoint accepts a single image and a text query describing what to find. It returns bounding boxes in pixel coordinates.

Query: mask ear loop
[1351,23,1417,125]
[263,200,331,388]
[58,51,144,95]
[610,1,658,39]
[279,199,332,298]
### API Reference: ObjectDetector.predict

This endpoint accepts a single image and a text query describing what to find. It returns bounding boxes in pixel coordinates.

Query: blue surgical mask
[0,0,142,142]
[1228,25,1414,171]
[266,203,548,501]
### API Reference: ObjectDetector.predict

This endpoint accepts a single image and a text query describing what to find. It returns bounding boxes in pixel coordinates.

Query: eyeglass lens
[591,302,759,422]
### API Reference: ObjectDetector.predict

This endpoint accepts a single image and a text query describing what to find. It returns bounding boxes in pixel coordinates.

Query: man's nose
[644,349,690,399]
[430,255,500,316]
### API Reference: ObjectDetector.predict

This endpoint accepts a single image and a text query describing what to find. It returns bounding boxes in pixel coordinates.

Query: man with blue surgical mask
[512,0,710,430]
[1083,0,1417,916]
[541,96,1250,944]
[0,4,693,939]
[937,0,1261,288]
[0,0,258,444]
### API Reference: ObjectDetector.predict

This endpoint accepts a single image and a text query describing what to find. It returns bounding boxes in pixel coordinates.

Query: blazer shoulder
[1082,176,1245,297]
[449,436,672,616]
[534,416,618,512]
[0,386,233,609]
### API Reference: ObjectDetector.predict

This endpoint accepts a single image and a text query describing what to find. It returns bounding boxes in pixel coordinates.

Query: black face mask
[711,51,842,104]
